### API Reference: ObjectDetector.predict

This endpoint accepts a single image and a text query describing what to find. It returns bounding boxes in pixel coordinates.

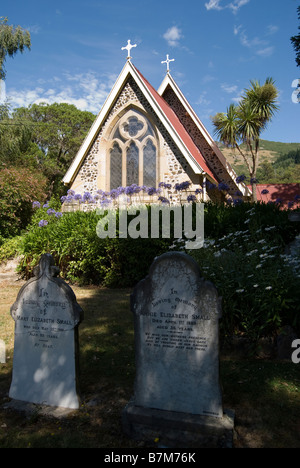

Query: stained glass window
[143,139,156,187]
[126,142,139,186]
[123,116,144,137]
[110,142,122,189]
[109,110,157,190]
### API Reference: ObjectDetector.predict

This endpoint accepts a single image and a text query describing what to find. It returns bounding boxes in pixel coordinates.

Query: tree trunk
[251,180,257,202]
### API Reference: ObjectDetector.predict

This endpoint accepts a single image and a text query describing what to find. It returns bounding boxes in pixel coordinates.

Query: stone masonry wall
[70,78,202,204]
[162,86,237,195]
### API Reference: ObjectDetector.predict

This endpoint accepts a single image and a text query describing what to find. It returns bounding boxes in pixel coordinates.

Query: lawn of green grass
[0,283,299,448]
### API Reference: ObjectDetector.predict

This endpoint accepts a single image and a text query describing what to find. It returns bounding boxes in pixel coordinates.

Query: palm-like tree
[212,78,279,202]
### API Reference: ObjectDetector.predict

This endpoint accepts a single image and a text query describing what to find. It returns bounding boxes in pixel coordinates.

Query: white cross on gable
[121,40,137,60]
[161,54,175,73]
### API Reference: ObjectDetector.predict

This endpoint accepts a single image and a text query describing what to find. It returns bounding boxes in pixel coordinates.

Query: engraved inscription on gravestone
[9,254,83,409]
[131,251,223,418]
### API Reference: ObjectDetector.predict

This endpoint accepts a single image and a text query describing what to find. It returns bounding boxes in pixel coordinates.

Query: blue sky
[1,0,300,143]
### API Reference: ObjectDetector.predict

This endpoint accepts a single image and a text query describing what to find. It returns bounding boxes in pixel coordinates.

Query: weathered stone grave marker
[0,339,5,364]
[123,251,234,447]
[9,254,83,409]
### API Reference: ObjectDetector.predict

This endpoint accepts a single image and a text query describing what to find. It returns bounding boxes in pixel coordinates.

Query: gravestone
[0,339,5,363]
[122,252,234,448]
[9,254,83,409]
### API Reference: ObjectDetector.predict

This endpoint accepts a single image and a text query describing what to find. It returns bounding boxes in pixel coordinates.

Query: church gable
[63,59,248,206]
[69,75,198,202]
[159,78,248,198]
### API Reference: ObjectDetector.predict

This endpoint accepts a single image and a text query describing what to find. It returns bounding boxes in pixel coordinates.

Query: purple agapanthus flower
[158,196,170,204]
[147,187,157,196]
[175,181,191,191]
[159,182,172,190]
[206,181,216,190]
[38,220,48,227]
[236,175,247,184]
[47,208,56,215]
[83,192,93,202]
[187,194,197,203]
[109,189,119,199]
[32,201,41,209]
[218,182,230,191]
[233,198,243,205]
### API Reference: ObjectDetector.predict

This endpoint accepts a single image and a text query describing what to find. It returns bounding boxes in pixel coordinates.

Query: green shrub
[189,202,300,340]
[0,235,23,263]
[0,166,47,237]
[11,199,300,342]
[20,206,172,286]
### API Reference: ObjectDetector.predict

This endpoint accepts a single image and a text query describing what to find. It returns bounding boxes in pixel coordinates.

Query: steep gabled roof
[133,65,217,182]
[63,60,218,185]
[157,72,251,198]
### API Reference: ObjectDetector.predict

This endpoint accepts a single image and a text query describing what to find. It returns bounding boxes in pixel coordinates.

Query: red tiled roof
[133,65,218,183]
[247,184,300,209]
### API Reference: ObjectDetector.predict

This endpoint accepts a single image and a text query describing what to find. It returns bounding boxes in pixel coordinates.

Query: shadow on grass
[221,360,300,448]
[75,287,136,392]
[0,285,299,448]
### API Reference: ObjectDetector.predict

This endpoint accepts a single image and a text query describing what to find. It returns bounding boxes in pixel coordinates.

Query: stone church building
[62,51,251,206]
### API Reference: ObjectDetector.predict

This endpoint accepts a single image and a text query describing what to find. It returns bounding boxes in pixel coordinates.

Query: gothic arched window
[108,109,158,190]
[126,142,139,186]
[110,142,122,190]
[143,139,156,187]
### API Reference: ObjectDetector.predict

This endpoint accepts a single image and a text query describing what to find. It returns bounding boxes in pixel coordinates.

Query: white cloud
[163,26,183,47]
[0,80,6,104]
[239,30,267,48]
[234,26,275,58]
[266,25,279,36]
[256,46,274,58]
[234,25,242,36]
[197,92,211,106]
[205,0,250,14]
[205,0,223,11]
[7,72,116,113]
[221,84,238,94]
[229,0,250,14]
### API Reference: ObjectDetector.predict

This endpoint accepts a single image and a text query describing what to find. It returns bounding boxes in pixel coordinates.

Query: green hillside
[220,140,300,183]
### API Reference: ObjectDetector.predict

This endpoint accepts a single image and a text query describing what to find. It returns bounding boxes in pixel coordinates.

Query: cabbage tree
[212,78,279,202]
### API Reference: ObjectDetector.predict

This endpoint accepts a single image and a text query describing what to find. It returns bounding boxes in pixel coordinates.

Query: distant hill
[219,140,300,179]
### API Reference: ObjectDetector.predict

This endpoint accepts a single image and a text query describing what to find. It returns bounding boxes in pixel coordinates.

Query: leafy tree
[0,102,38,168]
[0,166,47,237]
[291,6,300,67]
[212,78,279,201]
[12,102,96,197]
[0,17,31,80]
